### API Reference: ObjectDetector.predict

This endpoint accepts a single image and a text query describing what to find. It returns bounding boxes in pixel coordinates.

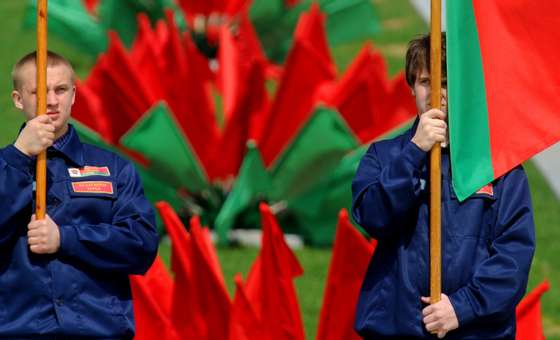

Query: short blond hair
[12,51,75,90]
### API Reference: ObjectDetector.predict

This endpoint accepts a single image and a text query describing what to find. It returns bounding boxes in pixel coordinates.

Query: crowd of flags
[33,0,414,245]
[131,203,548,339]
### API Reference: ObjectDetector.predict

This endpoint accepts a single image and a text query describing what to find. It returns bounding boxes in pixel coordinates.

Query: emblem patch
[71,181,114,195]
[68,166,110,178]
[476,183,494,196]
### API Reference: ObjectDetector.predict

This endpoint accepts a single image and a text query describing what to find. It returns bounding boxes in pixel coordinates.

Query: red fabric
[156,201,202,338]
[245,203,305,340]
[130,256,179,340]
[157,201,231,338]
[229,274,265,340]
[84,32,156,144]
[82,0,99,14]
[160,10,218,179]
[188,216,232,340]
[257,4,336,166]
[515,280,550,340]
[472,0,560,178]
[130,14,166,101]
[317,209,376,340]
[324,44,416,143]
[213,24,269,179]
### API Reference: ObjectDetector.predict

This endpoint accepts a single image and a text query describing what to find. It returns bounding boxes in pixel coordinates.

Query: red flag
[516,280,550,340]
[257,3,336,166]
[245,203,305,340]
[188,216,232,340]
[213,25,269,178]
[159,10,218,179]
[156,201,203,338]
[130,255,179,340]
[317,209,376,340]
[81,32,156,143]
[229,274,265,340]
[130,14,166,101]
[72,80,111,141]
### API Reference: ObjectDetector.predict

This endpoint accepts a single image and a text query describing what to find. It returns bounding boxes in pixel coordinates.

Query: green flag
[214,141,272,244]
[98,0,180,48]
[287,144,367,245]
[250,0,379,63]
[270,106,359,201]
[120,102,208,193]
[24,0,107,55]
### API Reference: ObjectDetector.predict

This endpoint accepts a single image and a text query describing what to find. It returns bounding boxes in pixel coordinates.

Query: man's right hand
[411,109,448,152]
[14,115,55,157]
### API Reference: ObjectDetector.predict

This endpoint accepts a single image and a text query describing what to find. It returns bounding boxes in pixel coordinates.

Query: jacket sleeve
[58,160,159,275]
[351,140,427,239]
[449,166,535,326]
[0,145,34,245]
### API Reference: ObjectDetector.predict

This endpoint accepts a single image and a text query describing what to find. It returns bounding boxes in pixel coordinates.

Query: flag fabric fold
[447,0,560,201]
[317,209,376,340]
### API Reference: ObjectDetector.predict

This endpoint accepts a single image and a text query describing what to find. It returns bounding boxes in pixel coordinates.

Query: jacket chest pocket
[65,179,117,224]
[444,181,496,239]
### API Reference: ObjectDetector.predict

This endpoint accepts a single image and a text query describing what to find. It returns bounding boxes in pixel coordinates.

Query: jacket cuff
[58,225,78,258]
[402,141,427,169]
[1,145,34,174]
[449,288,477,327]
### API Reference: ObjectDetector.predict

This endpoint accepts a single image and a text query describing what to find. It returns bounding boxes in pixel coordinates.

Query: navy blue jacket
[0,125,158,338]
[352,120,535,339]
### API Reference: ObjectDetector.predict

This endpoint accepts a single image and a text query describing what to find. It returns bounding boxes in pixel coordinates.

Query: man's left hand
[27,214,61,254]
[421,294,459,338]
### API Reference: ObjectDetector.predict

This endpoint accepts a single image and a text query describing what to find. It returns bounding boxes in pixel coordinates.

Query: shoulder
[365,130,412,160]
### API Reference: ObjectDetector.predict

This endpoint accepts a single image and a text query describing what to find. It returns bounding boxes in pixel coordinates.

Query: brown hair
[12,51,75,90]
[405,33,446,87]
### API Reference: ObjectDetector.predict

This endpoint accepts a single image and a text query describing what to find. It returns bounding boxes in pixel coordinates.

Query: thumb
[421,296,431,304]
[31,214,36,222]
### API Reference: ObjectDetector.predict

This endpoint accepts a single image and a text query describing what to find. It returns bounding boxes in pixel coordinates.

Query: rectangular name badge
[71,181,114,195]
[68,166,110,178]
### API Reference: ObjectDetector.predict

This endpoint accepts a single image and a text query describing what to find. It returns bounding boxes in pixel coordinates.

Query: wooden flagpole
[430,0,442,305]
[35,0,48,219]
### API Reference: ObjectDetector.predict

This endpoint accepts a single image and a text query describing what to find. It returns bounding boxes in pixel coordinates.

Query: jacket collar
[54,124,85,167]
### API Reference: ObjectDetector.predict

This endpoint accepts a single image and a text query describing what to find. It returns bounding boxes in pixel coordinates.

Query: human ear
[11,90,23,110]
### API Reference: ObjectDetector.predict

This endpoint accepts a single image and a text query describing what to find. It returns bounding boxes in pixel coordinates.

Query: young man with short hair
[352,34,535,339]
[0,51,159,339]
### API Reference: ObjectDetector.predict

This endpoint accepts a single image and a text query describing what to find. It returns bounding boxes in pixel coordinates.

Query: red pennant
[245,203,305,340]
[258,4,336,166]
[317,209,376,340]
[229,274,265,340]
[516,280,550,340]
[156,201,202,338]
[130,255,179,340]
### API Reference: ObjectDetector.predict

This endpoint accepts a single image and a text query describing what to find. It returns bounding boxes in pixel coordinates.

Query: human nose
[46,90,58,107]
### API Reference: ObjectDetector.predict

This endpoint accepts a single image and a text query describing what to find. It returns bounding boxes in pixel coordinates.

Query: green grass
[0,1,558,339]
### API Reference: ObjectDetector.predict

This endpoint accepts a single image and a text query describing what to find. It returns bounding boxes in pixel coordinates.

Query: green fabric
[250,0,379,63]
[447,0,494,201]
[98,0,179,48]
[120,102,208,193]
[214,141,272,244]
[270,107,359,202]
[24,0,107,55]
[323,0,379,46]
[287,144,367,245]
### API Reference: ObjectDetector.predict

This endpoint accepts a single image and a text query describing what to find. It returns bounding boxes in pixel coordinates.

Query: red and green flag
[447,0,560,201]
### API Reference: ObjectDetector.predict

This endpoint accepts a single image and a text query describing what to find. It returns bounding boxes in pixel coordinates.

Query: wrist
[14,140,31,157]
